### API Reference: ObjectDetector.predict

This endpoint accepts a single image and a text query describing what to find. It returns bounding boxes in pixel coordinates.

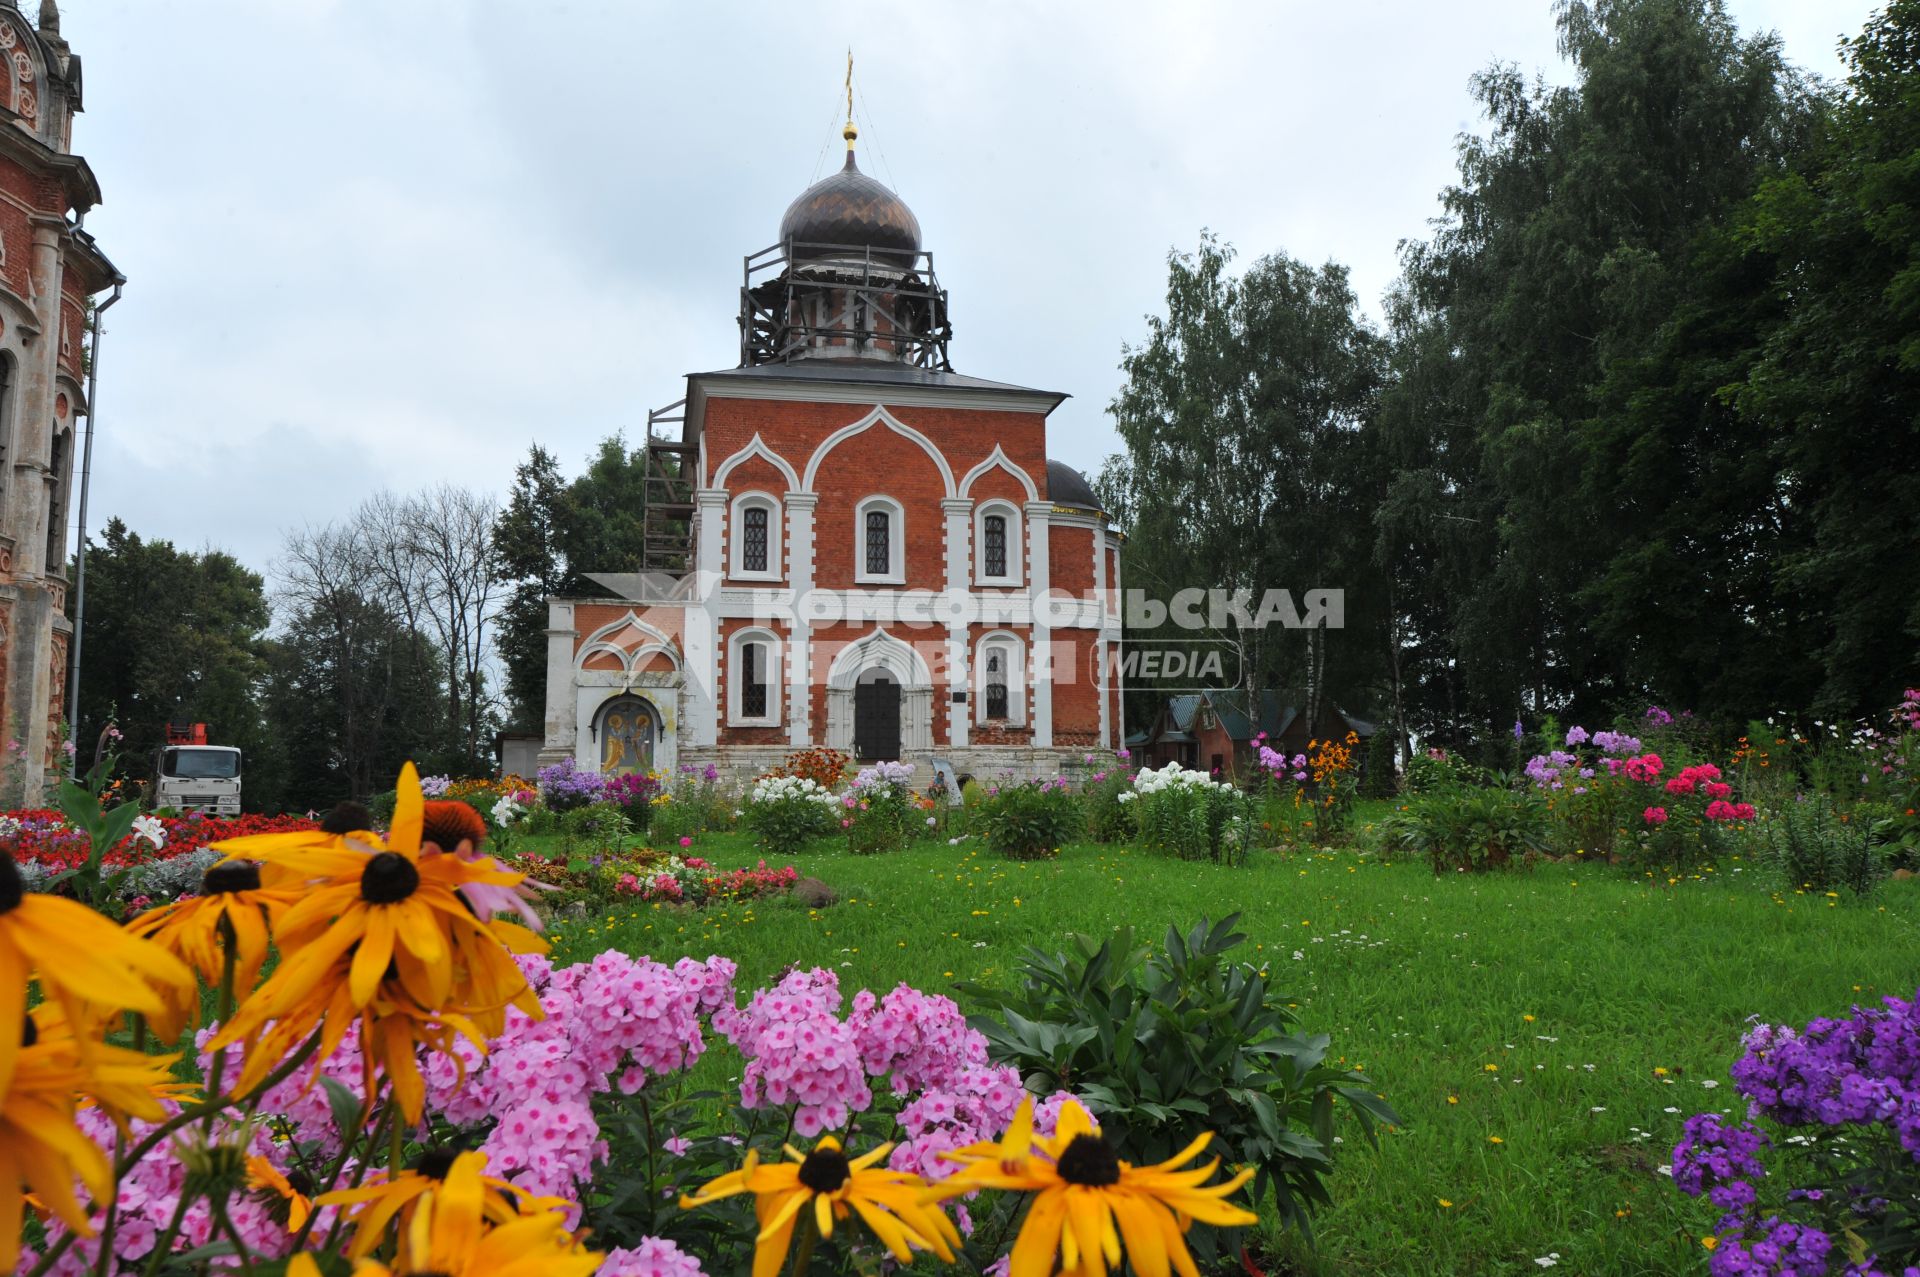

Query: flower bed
[1,808,318,871]
[1671,987,1920,1274]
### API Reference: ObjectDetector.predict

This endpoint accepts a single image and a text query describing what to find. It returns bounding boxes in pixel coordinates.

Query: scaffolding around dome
[738,237,953,370]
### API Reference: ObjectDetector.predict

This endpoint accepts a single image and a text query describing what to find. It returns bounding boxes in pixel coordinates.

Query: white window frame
[854,495,906,585]
[727,627,782,727]
[974,631,1027,726]
[973,499,1022,587]
[729,491,783,582]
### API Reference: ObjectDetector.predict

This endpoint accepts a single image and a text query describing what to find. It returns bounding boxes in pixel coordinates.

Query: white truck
[153,740,243,815]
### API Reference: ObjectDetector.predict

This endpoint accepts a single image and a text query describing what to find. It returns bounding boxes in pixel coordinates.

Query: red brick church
[0,1,120,805]
[541,115,1123,781]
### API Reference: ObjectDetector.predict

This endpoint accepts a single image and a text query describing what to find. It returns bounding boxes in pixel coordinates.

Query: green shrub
[1361,730,1397,798]
[1082,768,1135,843]
[741,774,837,857]
[975,779,1081,859]
[1126,763,1252,864]
[1382,785,1550,873]
[559,801,631,856]
[648,800,701,849]
[1757,797,1885,895]
[1403,751,1498,795]
[961,916,1398,1256]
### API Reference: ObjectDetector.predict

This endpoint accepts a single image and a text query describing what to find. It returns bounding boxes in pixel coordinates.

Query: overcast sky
[66,0,1875,581]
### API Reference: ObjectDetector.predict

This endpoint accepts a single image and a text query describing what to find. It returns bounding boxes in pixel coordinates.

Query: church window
[742,640,766,718]
[866,510,889,574]
[855,495,905,583]
[974,501,1021,585]
[729,492,782,580]
[983,514,1007,578]
[743,506,769,573]
[976,633,1025,726]
[729,628,781,726]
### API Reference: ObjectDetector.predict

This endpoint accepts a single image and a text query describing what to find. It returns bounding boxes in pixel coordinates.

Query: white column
[1108,530,1126,751]
[540,600,577,763]
[688,489,728,747]
[1091,518,1109,749]
[941,497,972,748]
[786,493,818,747]
[1026,501,1053,748]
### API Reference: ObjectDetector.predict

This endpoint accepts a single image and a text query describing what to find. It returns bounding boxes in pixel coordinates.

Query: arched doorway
[595,695,658,774]
[853,667,901,761]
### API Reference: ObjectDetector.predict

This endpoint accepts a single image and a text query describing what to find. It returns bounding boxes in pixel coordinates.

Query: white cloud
[69,0,1875,573]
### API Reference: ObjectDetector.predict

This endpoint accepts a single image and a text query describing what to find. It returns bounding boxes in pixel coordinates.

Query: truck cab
[154,744,243,816]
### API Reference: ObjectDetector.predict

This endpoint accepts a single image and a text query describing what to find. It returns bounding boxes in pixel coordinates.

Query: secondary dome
[1047,460,1103,513]
[778,147,922,267]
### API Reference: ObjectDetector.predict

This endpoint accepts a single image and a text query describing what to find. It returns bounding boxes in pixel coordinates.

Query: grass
[526,822,1920,1277]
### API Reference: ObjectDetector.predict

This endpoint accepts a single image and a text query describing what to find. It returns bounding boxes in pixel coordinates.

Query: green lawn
[531,826,1920,1277]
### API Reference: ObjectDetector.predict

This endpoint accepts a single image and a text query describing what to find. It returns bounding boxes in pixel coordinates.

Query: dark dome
[1046,460,1103,513]
[779,150,922,266]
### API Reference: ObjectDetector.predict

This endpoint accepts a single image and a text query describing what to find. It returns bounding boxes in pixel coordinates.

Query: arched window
[0,353,14,520]
[973,501,1022,586]
[728,628,782,726]
[975,633,1026,725]
[729,492,782,581]
[854,496,905,585]
[46,426,70,572]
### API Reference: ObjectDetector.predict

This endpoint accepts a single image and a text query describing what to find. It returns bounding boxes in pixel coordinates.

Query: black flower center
[360,852,419,904]
[0,856,23,914]
[797,1147,851,1193]
[411,1147,458,1180]
[201,862,262,895]
[1055,1134,1121,1187]
[321,801,374,835]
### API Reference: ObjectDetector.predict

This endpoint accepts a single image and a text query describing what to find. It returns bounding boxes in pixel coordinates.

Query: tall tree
[1717,0,1920,715]
[1104,235,1384,721]
[1383,0,1815,734]
[493,434,654,730]
[493,445,567,732]
[65,518,279,802]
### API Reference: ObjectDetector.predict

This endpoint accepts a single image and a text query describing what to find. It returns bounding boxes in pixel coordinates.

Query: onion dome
[1046,460,1102,513]
[778,125,922,268]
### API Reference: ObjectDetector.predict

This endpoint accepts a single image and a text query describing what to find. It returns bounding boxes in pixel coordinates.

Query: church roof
[691,360,1066,402]
[779,150,921,266]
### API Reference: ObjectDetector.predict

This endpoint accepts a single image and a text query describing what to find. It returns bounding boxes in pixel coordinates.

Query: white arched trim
[728,489,784,581]
[712,432,801,492]
[974,629,1028,726]
[576,611,684,682]
[854,494,906,585]
[826,626,934,690]
[801,405,956,497]
[959,444,1040,502]
[726,626,783,727]
[973,499,1023,588]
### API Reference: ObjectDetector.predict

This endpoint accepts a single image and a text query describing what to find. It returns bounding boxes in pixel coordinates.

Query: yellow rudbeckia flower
[319,1146,571,1260]
[0,1006,184,1268]
[681,1135,959,1277]
[932,1098,1258,1277]
[0,855,193,1102]
[290,1150,597,1277]
[209,763,543,1057]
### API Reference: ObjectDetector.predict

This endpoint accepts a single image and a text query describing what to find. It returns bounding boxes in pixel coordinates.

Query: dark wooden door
[853,675,901,760]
